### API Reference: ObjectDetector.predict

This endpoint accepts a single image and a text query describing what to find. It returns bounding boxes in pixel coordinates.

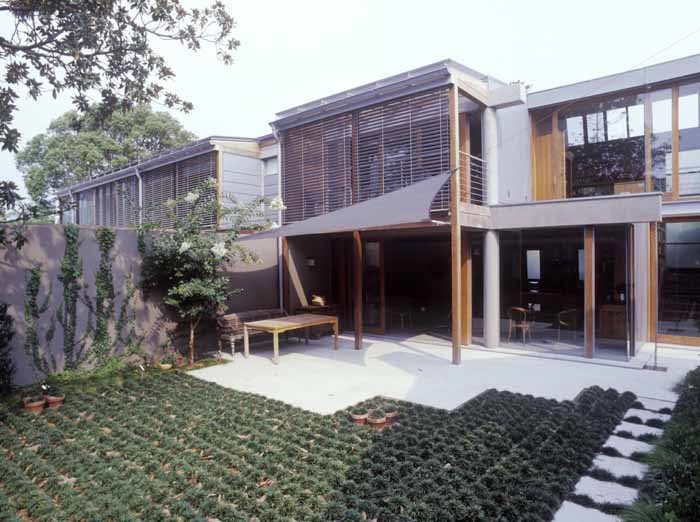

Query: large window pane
[679,82,700,196]
[650,89,673,193]
[659,221,700,338]
[562,94,645,198]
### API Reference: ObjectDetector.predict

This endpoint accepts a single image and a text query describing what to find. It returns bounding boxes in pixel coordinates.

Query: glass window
[658,221,700,339]
[566,116,584,146]
[561,94,645,198]
[586,112,606,143]
[679,82,700,197]
[627,104,645,138]
[607,108,628,140]
[650,89,673,193]
[526,250,541,280]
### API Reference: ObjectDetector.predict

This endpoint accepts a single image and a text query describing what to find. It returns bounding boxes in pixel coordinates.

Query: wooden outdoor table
[243,313,339,364]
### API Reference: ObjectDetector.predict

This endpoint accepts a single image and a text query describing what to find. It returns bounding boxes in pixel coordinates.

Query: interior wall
[286,237,332,312]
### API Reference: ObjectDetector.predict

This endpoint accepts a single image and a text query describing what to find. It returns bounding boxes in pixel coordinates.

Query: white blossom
[211,241,227,258]
[178,241,191,254]
[184,192,199,204]
[165,199,176,209]
[269,197,286,211]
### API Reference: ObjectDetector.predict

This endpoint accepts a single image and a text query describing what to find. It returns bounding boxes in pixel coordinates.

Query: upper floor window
[679,82,700,196]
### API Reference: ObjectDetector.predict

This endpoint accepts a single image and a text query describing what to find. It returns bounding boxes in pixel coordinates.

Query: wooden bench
[217,309,289,356]
[243,313,339,364]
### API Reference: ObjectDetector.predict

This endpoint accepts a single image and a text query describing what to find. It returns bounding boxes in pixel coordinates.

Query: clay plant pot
[385,410,399,425]
[44,394,65,409]
[22,397,46,415]
[156,363,173,370]
[349,411,369,425]
[367,410,387,431]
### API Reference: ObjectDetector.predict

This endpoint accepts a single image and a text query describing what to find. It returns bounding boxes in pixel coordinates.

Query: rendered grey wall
[633,223,649,346]
[496,104,532,204]
[0,225,279,386]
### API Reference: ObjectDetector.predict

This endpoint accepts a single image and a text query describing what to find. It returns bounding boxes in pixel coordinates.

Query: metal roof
[271,59,504,131]
[528,53,700,109]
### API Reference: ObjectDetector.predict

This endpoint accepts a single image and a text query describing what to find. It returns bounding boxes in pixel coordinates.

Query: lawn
[0,372,636,522]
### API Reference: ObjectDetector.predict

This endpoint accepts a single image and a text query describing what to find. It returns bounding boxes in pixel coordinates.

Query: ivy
[91,227,116,365]
[0,302,15,394]
[23,266,56,377]
[56,223,83,369]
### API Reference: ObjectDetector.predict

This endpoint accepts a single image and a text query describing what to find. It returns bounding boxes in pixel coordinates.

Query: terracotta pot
[385,410,399,425]
[367,413,387,430]
[349,412,368,425]
[44,394,65,409]
[22,397,46,415]
[157,363,173,370]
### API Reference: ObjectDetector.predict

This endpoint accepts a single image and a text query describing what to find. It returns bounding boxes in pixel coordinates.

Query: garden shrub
[0,375,636,521]
[625,367,700,522]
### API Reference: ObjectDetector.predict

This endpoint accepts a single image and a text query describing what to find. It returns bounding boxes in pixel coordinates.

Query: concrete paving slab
[625,408,671,423]
[637,396,676,412]
[604,435,654,457]
[574,476,638,505]
[189,333,698,414]
[552,501,621,522]
[592,455,649,479]
[615,421,663,438]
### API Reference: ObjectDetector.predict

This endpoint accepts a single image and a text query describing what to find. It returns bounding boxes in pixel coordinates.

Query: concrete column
[482,107,499,206]
[483,229,500,348]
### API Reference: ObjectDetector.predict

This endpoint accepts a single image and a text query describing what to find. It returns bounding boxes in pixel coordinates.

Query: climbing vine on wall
[84,227,143,367]
[23,266,57,376]
[57,223,83,369]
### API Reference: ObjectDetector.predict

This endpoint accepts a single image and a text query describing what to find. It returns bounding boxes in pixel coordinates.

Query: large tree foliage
[0,0,238,153]
[17,105,197,202]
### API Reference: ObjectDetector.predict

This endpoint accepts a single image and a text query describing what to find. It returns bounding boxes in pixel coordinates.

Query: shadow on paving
[321,387,636,522]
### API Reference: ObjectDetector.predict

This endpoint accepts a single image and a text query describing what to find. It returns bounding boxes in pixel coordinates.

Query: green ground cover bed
[624,366,700,522]
[0,373,636,522]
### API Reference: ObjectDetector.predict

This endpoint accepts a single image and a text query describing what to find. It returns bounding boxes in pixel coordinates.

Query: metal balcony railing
[459,152,487,206]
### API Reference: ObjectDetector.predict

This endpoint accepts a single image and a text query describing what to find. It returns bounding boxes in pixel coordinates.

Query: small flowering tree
[140,180,267,364]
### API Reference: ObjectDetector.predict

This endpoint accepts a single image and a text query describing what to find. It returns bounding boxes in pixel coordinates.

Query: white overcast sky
[3,0,700,196]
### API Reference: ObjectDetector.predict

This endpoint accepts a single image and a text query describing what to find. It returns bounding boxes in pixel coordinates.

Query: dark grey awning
[239,172,450,241]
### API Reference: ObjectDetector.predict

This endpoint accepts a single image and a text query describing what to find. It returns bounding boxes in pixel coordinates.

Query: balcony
[459,152,487,206]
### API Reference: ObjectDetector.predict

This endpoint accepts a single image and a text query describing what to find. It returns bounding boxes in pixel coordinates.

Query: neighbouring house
[57,134,280,228]
[60,53,700,364]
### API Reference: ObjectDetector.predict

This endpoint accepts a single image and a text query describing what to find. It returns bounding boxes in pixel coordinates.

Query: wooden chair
[557,309,578,342]
[507,306,532,343]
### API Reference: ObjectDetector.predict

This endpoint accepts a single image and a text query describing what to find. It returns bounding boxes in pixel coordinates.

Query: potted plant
[41,383,65,409]
[367,409,386,430]
[349,407,369,425]
[385,405,399,425]
[157,347,177,370]
[21,387,46,414]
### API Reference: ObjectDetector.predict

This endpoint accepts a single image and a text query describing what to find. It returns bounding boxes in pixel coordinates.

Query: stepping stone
[552,500,621,522]
[604,435,654,457]
[574,476,638,506]
[637,397,675,413]
[592,454,649,479]
[625,408,671,423]
[615,421,663,438]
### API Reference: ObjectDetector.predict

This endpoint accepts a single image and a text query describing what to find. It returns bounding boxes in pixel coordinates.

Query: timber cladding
[280,87,451,225]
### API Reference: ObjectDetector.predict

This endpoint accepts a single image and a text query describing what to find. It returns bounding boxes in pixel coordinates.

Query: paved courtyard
[190,333,699,414]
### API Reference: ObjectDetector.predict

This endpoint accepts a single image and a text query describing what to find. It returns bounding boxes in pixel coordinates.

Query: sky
[3,0,700,197]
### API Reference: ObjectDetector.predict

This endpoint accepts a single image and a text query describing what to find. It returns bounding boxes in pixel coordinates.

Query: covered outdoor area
[191,331,695,414]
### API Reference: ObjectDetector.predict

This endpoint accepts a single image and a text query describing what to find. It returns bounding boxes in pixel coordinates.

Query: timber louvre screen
[281,87,451,225]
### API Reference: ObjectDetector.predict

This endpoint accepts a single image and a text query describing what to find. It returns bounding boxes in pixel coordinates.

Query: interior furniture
[217,309,289,356]
[243,313,339,364]
[507,306,532,343]
[557,308,578,342]
[599,304,626,340]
